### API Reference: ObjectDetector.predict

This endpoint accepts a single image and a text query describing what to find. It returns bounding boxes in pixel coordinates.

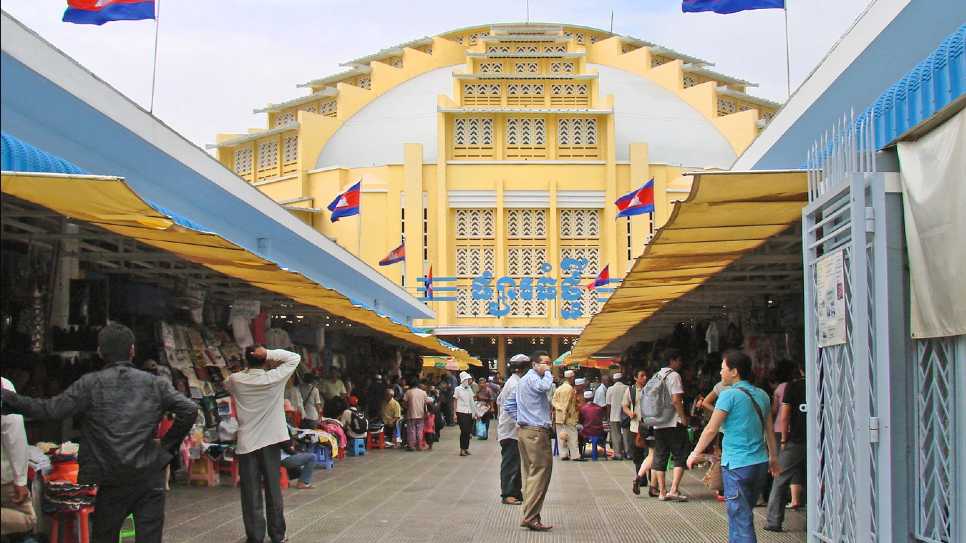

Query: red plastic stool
[366,430,386,450]
[279,467,289,489]
[49,506,93,543]
[186,454,217,487]
[231,457,241,488]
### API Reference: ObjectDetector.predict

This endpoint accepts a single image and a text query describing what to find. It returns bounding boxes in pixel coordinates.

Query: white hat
[583,390,594,399]
[375,374,382,379]
[575,378,587,386]
[564,370,575,378]
[426,396,435,403]
[459,371,472,382]
[613,372,623,380]
[488,376,494,381]
[510,354,530,363]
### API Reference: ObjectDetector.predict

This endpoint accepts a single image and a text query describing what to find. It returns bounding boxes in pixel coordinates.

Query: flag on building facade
[682,0,785,14]
[63,0,156,25]
[327,180,361,222]
[425,266,434,301]
[615,178,655,218]
[587,265,610,290]
[379,242,405,266]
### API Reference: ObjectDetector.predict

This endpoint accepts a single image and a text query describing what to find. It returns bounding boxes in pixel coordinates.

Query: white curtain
[897,108,966,338]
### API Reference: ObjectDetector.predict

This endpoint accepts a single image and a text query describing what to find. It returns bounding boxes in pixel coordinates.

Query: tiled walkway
[163,429,807,543]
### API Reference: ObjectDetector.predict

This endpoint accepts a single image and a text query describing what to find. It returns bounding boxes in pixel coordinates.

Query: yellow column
[497,336,506,375]
[403,144,424,292]
[603,107,618,285]
[435,110,450,324]
[548,181,560,328]
[550,336,560,362]
[496,179,506,326]
[628,142,651,271]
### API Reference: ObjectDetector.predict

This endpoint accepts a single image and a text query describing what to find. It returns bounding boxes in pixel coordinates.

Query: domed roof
[315,64,737,170]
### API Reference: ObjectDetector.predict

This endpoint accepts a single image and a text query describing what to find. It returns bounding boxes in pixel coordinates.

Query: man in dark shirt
[0,324,197,543]
[577,390,606,460]
[765,362,807,532]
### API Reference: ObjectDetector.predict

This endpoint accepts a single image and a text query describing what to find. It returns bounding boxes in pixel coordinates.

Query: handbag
[702,459,725,493]
[635,429,649,449]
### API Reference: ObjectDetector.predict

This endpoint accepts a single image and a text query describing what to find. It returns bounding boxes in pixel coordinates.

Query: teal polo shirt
[716,381,770,469]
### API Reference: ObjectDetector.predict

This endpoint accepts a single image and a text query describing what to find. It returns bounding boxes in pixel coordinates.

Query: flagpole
[783,2,791,99]
[149,0,162,114]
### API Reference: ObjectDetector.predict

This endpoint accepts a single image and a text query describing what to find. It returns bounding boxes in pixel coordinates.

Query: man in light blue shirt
[593,374,610,407]
[504,351,554,532]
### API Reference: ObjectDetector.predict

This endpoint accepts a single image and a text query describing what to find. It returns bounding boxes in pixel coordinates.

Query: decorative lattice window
[589,35,598,44]
[455,36,464,45]
[282,135,298,163]
[683,75,698,88]
[469,33,480,45]
[457,288,492,317]
[561,287,600,317]
[453,118,494,146]
[576,33,585,44]
[560,247,599,275]
[558,118,597,146]
[275,112,294,126]
[488,46,511,53]
[479,62,503,74]
[233,147,253,174]
[257,140,278,169]
[622,46,629,54]
[514,62,539,74]
[515,45,538,53]
[763,111,775,121]
[544,45,566,53]
[357,77,371,90]
[507,247,548,277]
[391,58,403,69]
[559,209,600,238]
[319,100,337,116]
[506,118,546,146]
[717,98,736,116]
[455,209,495,238]
[426,47,433,55]
[463,84,501,106]
[506,209,547,239]
[301,105,316,114]
[550,61,575,73]
[739,104,755,112]
[565,32,574,38]
[651,57,663,68]
[509,297,548,317]
[455,247,495,277]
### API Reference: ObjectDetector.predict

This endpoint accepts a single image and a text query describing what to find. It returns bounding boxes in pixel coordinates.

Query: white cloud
[4,0,871,147]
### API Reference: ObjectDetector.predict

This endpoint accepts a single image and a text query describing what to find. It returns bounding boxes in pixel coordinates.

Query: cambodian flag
[587,265,610,291]
[615,178,655,218]
[327,180,361,222]
[379,242,405,266]
[682,0,784,14]
[425,266,434,301]
[63,0,156,25]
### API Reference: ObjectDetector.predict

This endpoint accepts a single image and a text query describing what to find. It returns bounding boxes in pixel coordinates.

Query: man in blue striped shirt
[504,351,554,532]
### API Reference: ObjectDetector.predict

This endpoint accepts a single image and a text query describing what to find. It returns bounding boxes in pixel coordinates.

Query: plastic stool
[186,454,217,487]
[347,438,366,456]
[49,506,93,543]
[581,436,608,461]
[279,467,289,489]
[231,457,241,487]
[312,443,334,469]
[366,429,386,450]
[119,514,135,542]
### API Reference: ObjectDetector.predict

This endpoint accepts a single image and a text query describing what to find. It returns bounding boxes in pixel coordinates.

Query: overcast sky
[5,0,871,147]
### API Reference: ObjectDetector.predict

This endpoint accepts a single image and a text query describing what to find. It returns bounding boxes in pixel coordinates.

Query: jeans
[90,471,166,543]
[722,462,768,543]
[281,452,317,485]
[499,438,522,500]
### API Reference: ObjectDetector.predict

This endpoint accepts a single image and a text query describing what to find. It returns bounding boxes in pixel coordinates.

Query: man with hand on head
[226,344,301,543]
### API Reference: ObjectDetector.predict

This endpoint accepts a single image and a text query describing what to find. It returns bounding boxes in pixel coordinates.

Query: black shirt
[781,378,807,444]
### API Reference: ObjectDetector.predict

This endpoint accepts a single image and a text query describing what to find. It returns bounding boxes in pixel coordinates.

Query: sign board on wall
[815,250,847,348]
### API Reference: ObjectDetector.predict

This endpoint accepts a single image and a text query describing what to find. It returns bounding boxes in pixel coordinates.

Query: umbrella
[552,350,572,367]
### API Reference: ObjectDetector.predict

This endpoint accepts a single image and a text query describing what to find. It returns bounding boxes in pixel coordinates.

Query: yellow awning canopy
[422,356,469,371]
[568,170,808,361]
[1,172,480,366]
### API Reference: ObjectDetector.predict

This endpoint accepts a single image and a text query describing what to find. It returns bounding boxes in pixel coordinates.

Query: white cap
[613,372,623,380]
[510,354,530,363]
[375,374,382,379]
[488,376,494,381]
[426,396,435,403]
[564,370,575,378]
[459,371,472,382]
[575,378,587,386]
[583,390,594,399]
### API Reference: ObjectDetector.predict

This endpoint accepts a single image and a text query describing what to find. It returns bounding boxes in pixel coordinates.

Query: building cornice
[298,66,372,89]
[206,122,299,149]
[254,88,338,114]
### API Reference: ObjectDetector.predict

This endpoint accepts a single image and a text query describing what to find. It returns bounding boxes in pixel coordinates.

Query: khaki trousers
[517,426,553,525]
[1,482,36,535]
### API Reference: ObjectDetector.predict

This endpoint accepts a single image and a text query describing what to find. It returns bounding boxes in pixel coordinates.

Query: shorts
[653,424,690,471]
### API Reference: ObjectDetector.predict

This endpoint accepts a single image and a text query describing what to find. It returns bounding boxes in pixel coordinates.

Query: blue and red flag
[327,180,361,222]
[425,266,434,301]
[63,0,156,25]
[587,265,610,291]
[682,0,784,14]
[379,242,405,266]
[615,178,655,218]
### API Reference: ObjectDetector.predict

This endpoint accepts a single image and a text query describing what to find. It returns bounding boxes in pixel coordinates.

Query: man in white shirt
[1,377,35,536]
[651,348,690,502]
[593,374,610,407]
[225,345,301,543]
[605,373,627,461]
[497,354,528,505]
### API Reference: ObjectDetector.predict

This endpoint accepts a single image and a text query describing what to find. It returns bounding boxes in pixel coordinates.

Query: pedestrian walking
[650,348,690,502]
[605,372,627,460]
[504,351,555,532]
[226,344,301,543]
[497,354,529,506]
[764,362,808,532]
[551,370,579,460]
[688,350,781,543]
[0,324,197,543]
[454,371,480,456]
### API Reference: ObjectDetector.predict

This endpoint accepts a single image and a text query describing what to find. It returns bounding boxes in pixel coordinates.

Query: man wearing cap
[606,372,628,460]
[340,397,368,441]
[574,377,588,409]
[454,372,481,456]
[551,370,579,461]
[497,355,529,505]
[578,390,607,459]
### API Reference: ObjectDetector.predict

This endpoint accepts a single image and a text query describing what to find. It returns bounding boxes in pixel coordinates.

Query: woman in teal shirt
[687,351,781,543]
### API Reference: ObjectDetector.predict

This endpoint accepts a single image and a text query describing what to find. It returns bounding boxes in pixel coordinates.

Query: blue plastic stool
[312,443,334,469]
[581,436,608,461]
[347,438,366,456]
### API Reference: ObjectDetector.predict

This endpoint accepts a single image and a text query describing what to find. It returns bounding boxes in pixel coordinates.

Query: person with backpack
[297,373,323,430]
[687,350,781,543]
[643,348,691,502]
[340,397,369,442]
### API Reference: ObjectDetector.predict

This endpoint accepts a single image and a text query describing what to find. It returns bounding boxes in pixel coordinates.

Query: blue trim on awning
[1,131,89,175]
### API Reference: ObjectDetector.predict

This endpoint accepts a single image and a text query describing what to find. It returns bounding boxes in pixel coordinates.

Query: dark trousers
[90,471,166,543]
[629,431,649,474]
[238,444,286,543]
[457,412,474,450]
[499,438,523,500]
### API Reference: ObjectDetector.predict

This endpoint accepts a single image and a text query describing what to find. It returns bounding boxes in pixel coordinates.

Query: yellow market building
[209,23,781,369]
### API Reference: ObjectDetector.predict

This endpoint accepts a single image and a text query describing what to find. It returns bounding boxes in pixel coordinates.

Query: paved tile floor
[163,429,806,543]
